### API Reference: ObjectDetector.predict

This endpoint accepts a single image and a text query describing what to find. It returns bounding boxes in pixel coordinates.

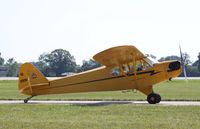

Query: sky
[0,0,200,65]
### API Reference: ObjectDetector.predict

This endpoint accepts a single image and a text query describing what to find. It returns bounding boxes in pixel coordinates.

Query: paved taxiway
[0,100,200,106]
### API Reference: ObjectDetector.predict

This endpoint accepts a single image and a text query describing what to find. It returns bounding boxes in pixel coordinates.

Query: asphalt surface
[0,100,200,106]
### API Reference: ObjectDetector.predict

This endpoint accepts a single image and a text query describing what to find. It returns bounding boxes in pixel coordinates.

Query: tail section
[18,63,48,95]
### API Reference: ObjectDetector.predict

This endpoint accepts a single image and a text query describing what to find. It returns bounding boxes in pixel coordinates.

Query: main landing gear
[24,96,35,103]
[147,93,161,104]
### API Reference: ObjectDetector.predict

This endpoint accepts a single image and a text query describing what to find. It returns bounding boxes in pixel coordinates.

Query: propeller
[179,44,188,81]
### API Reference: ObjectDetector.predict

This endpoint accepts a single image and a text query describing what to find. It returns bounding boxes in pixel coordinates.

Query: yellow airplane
[18,45,182,104]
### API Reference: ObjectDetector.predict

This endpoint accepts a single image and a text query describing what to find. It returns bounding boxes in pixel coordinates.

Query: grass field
[0,104,200,129]
[0,80,200,100]
[1,80,200,129]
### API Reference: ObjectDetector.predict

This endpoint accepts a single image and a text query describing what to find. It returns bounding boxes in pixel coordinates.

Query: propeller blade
[179,44,188,81]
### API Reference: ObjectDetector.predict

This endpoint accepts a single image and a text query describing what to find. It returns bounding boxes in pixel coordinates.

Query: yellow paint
[18,45,182,97]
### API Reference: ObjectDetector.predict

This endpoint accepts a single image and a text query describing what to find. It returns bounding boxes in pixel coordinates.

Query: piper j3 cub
[18,45,182,104]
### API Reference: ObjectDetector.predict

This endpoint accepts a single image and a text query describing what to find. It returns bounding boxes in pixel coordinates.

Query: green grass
[0,80,200,100]
[1,81,200,129]
[0,104,200,129]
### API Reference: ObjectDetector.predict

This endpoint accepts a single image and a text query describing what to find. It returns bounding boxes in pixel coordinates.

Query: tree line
[157,53,200,77]
[0,52,18,77]
[0,49,200,77]
[0,49,101,77]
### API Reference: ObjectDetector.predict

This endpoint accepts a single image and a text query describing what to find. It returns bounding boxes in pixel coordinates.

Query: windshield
[143,57,158,66]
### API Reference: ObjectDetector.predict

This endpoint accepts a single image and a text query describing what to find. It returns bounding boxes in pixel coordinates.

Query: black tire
[155,93,161,103]
[147,93,161,104]
[24,99,28,103]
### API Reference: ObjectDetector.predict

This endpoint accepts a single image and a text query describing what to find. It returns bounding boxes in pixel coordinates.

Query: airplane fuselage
[21,61,181,96]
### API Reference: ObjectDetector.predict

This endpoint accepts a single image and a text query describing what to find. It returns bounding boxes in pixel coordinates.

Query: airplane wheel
[147,93,161,104]
[155,93,161,104]
[24,99,28,103]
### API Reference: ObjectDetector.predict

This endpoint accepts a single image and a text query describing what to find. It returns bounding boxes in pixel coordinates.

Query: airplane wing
[93,45,145,67]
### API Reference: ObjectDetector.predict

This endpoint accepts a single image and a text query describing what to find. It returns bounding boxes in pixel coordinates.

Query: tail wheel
[23,95,35,104]
[24,99,28,103]
[147,93,161,104]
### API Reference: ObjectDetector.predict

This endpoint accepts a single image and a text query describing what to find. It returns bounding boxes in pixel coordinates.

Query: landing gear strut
[24,96,35,103]
[147,93,161,104]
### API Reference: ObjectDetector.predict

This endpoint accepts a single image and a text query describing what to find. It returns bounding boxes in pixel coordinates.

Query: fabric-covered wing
[93,45,145,67]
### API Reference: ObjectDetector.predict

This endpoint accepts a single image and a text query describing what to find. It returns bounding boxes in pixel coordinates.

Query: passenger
[122,65,130,75]
[112,68,120,76]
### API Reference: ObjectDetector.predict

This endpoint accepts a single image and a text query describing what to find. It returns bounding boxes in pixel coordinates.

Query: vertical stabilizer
[18,63,48,95]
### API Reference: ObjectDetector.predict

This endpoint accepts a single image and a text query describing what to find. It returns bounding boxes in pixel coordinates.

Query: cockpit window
[144,57,158,66]
[111,64,130,76]
[128,62,134,73]
[122,64,129,74]
[136,59,152,71]
[111,58,153,76]
[137,64,143,71]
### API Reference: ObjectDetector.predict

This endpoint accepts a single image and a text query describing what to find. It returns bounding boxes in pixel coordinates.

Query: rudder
[18,63,48,95]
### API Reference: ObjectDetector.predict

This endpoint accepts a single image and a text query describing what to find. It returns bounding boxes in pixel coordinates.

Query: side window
[111,67,120,76]
[136,60,143,71]
[136,64,143,71]
[142,59,151,70]
[136,59,152,71]
[143,62,151,70]
[121,64,129,74]
[110,60,151,76]
[128,62,134,73]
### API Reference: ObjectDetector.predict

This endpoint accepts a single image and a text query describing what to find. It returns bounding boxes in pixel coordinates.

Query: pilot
[137,64,143,71]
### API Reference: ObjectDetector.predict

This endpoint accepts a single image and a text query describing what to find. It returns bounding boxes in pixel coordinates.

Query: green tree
[32,61,50,76]
[158,55,180,62]
[146,54,156,59]
[186,66,200,77]
[192,61,198,66]
[75,64,83,73]
[38,52,52,76]
[39,49,77,76]
[158,53,191,66]
[5,58,18,77]
[182,52,191,66]
[81,59,101,71]
[198,53,200,72]
[0,52,4,66]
